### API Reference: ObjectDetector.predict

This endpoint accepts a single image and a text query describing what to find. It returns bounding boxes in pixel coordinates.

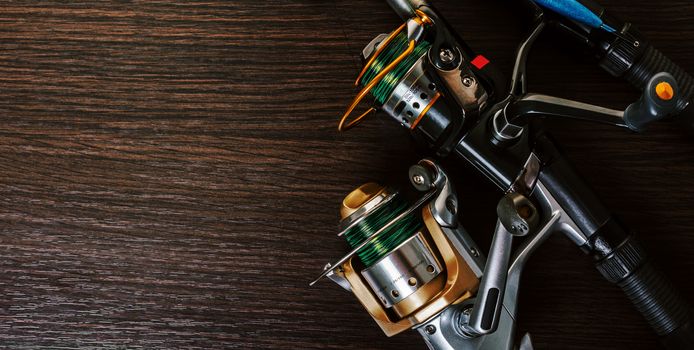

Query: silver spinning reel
[312,159,551,350]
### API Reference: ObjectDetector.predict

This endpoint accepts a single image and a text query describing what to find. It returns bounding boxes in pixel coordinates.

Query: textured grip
[624,45,694,112]
[595,237,694,348]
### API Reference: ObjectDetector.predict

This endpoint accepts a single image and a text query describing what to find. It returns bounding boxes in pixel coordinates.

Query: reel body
[316,161,484,337]
[313,160,545,350]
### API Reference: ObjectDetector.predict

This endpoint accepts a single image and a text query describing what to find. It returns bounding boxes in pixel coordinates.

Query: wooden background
[0,0,693,349]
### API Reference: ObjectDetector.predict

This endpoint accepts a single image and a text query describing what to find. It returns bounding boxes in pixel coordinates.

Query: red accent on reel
[471,55,490,69]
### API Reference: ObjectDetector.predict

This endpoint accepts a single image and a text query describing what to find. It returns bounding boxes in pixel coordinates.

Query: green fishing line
[359,32,432,105]
[343,193,423,267]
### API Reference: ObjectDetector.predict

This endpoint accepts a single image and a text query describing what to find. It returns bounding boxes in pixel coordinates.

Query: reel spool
[312,160,484,337]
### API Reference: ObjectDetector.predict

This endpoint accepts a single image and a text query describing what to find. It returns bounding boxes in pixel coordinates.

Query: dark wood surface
[1,1,693,349]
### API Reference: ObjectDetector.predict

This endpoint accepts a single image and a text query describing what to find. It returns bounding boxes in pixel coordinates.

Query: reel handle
[598,26,694,133]
[544,0,694,133]
[493,71,679,141]
[623,72,679,131]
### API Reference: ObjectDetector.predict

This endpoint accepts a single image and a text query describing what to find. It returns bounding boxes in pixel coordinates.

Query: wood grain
[0,0,692,349]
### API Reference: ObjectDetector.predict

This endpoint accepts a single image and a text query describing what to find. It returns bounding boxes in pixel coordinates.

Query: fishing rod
[311,0,694,349]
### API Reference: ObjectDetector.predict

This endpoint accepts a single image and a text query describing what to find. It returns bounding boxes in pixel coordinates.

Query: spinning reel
[337,6,502,156]
[311,159,540,349]
[313,0,694,349]
[339,0,686,149]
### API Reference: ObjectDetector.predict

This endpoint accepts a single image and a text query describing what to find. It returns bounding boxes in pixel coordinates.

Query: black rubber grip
[622,44,694,130]
[623,45,694,111]
[595,236,694,348]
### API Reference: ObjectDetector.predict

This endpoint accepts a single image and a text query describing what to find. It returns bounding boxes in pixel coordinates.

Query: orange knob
[655,82,675,101]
